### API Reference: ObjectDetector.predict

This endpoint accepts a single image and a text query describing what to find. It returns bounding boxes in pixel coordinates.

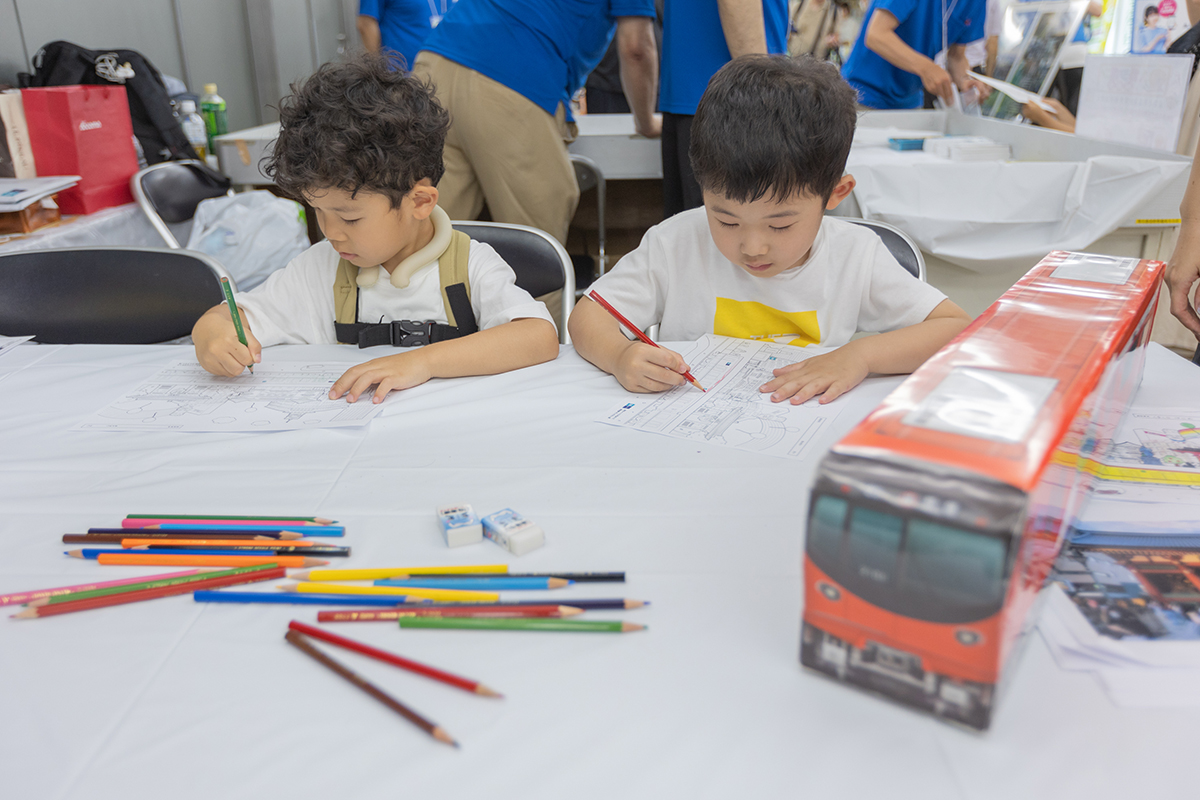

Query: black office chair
[843,218,926,281]
[0,247,233,344]
[131,160,234,248]
[451,221,576,344]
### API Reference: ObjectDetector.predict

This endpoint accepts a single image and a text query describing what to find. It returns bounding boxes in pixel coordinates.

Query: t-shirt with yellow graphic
[588,208,946,347]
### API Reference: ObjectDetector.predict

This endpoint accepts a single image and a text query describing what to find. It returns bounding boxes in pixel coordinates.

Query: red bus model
[800,251,1163,730]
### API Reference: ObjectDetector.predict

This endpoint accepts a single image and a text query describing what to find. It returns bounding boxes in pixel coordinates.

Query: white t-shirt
[234,239,555,347]
[588,208,947,347]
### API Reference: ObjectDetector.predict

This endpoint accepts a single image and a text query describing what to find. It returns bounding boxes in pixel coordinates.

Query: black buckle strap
[336,319,470,348]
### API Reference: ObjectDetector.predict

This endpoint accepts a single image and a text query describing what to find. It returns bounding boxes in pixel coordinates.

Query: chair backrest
[132,160,233,248]
[0,247,232,344]
[842,218,926,281]
[451,221,575,344]
[570,153,607,278]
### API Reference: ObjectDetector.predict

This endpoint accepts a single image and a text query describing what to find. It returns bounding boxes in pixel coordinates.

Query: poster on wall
[1132,0,1179,52]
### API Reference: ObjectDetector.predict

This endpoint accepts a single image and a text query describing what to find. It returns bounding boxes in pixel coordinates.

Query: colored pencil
[318,605,583,622]
[85,553,326,568]
[0,569,212,606]
[407,598,648,610]
[120,538,322,549]
[284,629,458,747]
[122,519,341,532]
[123,542,349,557]
[65,532,296,544]
[126,514,335,524]
[398,618,645,633]
[30,564,282,606]
[220,276,254,374]
[373,577,570,591]
[194,590,411,607]
[588,290,705,391]
[282,582,498,602]
[289,620,501,697]
[405,571,626,583]
[93,527,306,538]
[11,566,286,618]
[293,565,508,581]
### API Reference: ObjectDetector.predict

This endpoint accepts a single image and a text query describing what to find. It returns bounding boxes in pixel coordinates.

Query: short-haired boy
[568,55,970,404]
[193,52,559,402]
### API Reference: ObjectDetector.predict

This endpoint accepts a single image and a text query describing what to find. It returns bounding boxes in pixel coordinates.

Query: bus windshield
[807,494,1009,624]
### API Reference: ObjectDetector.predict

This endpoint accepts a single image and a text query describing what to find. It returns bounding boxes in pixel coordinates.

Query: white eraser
[437,504,482,548]
[481,508,545,556]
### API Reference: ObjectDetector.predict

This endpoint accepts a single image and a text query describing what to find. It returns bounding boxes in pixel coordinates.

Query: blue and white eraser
[481,508,544,556]
[437,504,482,548]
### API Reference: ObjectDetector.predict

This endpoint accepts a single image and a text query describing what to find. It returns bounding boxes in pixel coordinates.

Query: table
[2,340,1198,800]
[0,203,167,254]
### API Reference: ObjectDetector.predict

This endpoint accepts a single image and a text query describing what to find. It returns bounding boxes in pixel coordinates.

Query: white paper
[971,73,1054,112]
[1075,54,1194,153]
[74,360,390,432]
[0,335,32,356]
[597,335,846,459]
[0,176,80,212]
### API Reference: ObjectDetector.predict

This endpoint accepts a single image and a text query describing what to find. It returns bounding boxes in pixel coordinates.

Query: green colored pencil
[31,563,279,606]
[397,618,645,633]
[220,276,253,374]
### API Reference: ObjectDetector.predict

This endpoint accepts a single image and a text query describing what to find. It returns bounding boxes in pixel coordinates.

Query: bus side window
[847,507,903,586]
[808,495,848,569]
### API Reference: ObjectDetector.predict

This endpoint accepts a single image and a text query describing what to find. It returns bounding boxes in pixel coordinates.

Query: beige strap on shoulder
[334,258,358,325]
[437,230,472,327]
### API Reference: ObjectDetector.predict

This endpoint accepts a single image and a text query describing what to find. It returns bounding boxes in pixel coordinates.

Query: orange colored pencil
[91,553,326,568]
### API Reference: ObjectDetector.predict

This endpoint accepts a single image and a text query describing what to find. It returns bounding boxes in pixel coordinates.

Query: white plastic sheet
[185,190,309,290]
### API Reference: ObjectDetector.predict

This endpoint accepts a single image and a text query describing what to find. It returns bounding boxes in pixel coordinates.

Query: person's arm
[329,318,559,402]
[1167,157,1200,340]
[864,9,955,104]
[1021,97,1075,132]
[945,43,992,100]
[357,15,382,53]
[616,16,661,138]
[985,35,998,77]
[568,297,692,392]
[193,303,263,377]
[718,0,768,56]
[759,299,972,404]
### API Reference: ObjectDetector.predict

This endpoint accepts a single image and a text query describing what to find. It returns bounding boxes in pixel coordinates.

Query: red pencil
[587,290,705,391]
[316,605,583,622]
[11,566,287,619]
[287,620,502,697]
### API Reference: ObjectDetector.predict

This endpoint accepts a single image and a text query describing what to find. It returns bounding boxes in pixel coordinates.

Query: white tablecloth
[1,341,1198,800]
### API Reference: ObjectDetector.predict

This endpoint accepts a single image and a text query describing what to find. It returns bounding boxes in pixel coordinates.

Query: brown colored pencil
[284,629,459,747]
[11,566,286,618]
[316,605,584,622]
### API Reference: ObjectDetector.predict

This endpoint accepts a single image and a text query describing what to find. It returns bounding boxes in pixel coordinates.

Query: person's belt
[335,319,469,348]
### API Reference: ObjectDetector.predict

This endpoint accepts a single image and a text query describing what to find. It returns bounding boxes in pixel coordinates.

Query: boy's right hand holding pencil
[613,341,693,393]
[193,303,262,377]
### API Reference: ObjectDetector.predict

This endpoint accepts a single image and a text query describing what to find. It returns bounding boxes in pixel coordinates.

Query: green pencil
[220,276,253,374]
[397,618,645,633]
[30,563,279,606]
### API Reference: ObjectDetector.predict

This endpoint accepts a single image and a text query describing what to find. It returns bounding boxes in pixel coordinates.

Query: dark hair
[690,54,857,203]
[264,51,450,207]
[1145,5,1159,19]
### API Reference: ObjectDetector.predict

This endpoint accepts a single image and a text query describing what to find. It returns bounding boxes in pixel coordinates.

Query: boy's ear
[825,175,856,211]
[408,180,440,220]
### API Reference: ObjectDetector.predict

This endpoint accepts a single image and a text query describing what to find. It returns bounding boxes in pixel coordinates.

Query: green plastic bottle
[199,83,227,154]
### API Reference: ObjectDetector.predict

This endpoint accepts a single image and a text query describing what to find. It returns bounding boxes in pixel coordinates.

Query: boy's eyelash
[770,224,794,231]
[342,218,361,225]
[718,220,738,228]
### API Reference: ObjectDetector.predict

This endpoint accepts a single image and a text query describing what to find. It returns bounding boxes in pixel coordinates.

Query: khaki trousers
[413,51,580,246]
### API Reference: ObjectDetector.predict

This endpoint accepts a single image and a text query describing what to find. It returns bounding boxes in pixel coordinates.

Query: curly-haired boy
[193,52,559,402]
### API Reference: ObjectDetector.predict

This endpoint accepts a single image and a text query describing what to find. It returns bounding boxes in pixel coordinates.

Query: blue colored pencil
[374,577,572,591]
[158,523,345,537]
[193,590,412,606]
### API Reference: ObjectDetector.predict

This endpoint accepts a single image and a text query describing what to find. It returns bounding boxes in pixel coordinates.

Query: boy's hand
[329,350,434,403]
[760,347,869,405]
[613,341,691,393]
[193,306,262,377]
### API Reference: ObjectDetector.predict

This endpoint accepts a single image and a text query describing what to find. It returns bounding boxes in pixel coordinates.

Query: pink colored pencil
[0,569,209,606]
[121,518,321,529]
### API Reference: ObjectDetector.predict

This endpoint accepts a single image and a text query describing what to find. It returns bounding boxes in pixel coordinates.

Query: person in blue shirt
[412,0,660,249]
[842,0,990,109]
[358,0,458,69]
[1134,5,1170,54]
[660,0,789,218]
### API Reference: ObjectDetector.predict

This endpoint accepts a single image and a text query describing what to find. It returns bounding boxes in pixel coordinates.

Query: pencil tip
[11,608,36,619]
[476,685,504,698]
[288,569,311,580]
[65,550,82,558]
[277,582,298,592]
[623,622,646,632]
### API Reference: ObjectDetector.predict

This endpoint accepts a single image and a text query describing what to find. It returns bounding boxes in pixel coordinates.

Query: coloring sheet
[75,360,389,432]
[598,335,846,459]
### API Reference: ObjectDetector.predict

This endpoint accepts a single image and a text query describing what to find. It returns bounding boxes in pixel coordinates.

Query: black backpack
[18,40,198,165]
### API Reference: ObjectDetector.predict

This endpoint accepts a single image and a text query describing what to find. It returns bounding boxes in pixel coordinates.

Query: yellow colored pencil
[292,565,509,581]
[280,582,499,602]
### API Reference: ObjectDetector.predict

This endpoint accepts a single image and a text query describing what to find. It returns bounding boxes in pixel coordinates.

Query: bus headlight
[817,582,841,601]
[955,629,983,646]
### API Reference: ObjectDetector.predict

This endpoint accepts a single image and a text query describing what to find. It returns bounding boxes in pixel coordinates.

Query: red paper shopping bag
[21,84,139,214]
